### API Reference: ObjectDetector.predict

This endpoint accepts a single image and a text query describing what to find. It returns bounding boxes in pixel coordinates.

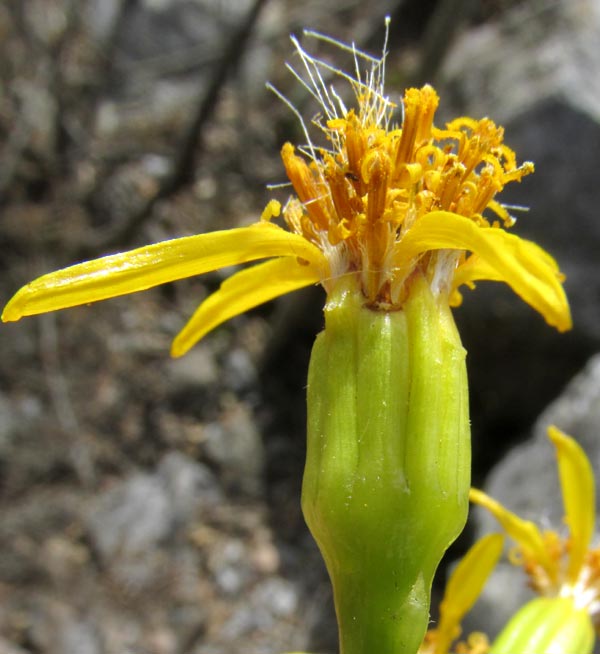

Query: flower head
[471,426,600,623]
[2,21,571,355]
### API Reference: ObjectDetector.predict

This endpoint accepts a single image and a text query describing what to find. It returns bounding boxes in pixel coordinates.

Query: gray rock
[57,618,104,654]
[250,577,299,618]
[224,347,258,391]
[23,0,68,47]
[203,401,264,495]
[25,601,105,654]
[158,451,222,521]
[209,538,250,596]
[218,577,300,642]
[84,0,124,41]
[443,0,600,125]
[167,346,218,389]
[13,78,58,163]
[87,472,173,561]
[0,637,30,654]
[0,392,17,447]
[86,451,220,592]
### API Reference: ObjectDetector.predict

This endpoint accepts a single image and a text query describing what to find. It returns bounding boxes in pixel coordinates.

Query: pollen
[277,49,533,309]
[420,629,491,654]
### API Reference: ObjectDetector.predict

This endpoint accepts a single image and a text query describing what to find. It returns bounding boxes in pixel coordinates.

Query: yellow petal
[394,211,572,332]
[435,533,504,654]
[2,222,325,322]
[452,253,505,289]
[469,488,556,580]
[171,257,322,357]
[448,254,502,308]
[547,425,595,583]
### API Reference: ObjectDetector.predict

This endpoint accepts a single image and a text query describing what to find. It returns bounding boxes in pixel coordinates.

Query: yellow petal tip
[169,338,189,359]
[2,291,27,322]
[547,424,569,446]
[555,310,573,333]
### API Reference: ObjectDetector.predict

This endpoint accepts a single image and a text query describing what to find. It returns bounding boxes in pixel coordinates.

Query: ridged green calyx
[490,596,595,654]
[302,274,470,654]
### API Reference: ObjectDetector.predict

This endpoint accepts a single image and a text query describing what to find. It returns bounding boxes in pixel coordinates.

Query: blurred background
[1,1,600,653]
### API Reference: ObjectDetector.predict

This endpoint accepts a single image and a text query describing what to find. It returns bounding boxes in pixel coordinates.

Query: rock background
[1,1,599,653]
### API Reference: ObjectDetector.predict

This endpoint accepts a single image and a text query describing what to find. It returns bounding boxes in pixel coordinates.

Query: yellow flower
[470,426,599,620]
[1,25,571,355]
[419,533,504,654]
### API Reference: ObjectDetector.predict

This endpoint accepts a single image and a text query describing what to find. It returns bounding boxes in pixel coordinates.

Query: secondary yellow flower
[471,426,599,621]
[419,533,504,654]
[2,27,570,356]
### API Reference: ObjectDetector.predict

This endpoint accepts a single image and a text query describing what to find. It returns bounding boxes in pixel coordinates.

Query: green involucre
[302,274,470,654]
[490,596,595,654]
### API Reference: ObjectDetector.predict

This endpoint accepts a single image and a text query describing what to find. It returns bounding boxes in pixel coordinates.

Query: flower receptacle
[302,273,470,654]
